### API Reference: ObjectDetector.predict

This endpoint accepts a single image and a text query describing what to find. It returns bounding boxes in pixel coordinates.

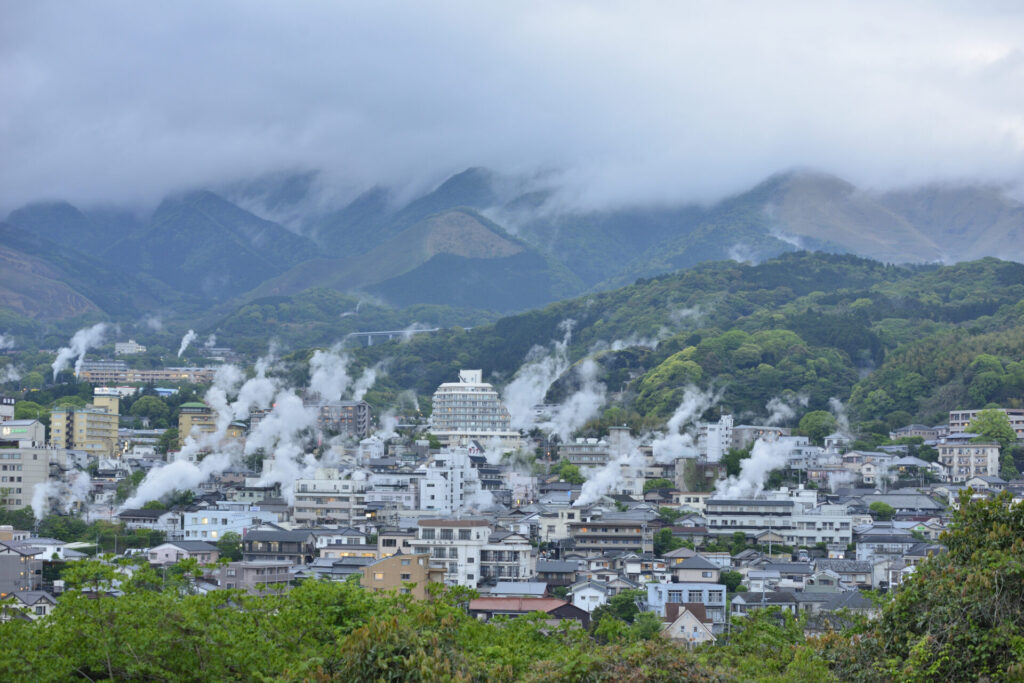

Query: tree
[14,401,47,421]
[869,501,894,520]
[798,411,838,445]
[129,396,169,422]
[721,447,751,477]
[216,532,242,562]
[156,428,178,454]
[653,528,683,556]
[552,459,585,485]
[642,478,674,493]
[719,570,744,592]
[967,408,1017,451]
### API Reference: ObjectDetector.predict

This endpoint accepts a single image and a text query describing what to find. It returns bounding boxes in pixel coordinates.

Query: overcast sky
[3,1,1024,212]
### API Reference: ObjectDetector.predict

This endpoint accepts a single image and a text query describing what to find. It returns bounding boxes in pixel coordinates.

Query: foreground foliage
[2,494,1023,681]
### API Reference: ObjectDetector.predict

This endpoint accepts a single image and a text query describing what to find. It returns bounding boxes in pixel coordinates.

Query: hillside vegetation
[350,253,1024,430]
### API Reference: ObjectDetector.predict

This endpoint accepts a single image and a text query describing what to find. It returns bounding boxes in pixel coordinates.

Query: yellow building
[177,402,245,449]
[49,399,120,459]
[360,552,444,600]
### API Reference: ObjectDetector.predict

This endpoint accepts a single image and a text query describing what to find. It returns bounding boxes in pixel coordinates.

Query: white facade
[413,520,491,587]
[418,448,483,514]
[293,469,369,525]
[429,370,519,447]
[182,504,278,541]
[938,438,1001,482]
[114,339,147,355]
[700,414,733,463]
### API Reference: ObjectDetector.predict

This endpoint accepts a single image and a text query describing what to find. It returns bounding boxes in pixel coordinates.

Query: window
[458,529,472,540]
[373,573,384,581]
[421,529,435,540]
[401,559,410,566]
[440,529,453,540]
[400,573,411,580]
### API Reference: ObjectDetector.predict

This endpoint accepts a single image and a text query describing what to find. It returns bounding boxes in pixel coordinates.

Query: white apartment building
[0,447,52,511]
[699,414,733,463]
[114,339,147,355]
[413,519,491,587]
[182,503,278,541]
[937,436,1001,482]
[293,469,369,525]
[418,447,484,514]
[706,488,855,547]
[429,370,519,448]
[412,519,534,588]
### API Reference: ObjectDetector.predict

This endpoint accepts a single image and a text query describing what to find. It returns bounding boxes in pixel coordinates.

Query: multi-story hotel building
[429,370,519,448]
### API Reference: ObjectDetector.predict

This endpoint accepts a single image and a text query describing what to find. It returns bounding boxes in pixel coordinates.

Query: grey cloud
[2,1,1023,213]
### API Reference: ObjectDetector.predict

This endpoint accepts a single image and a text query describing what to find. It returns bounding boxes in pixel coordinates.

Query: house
[534,559,578,587]
[569,579,611,613]
[361,552,443,600]
[813,559,872,588]
[148,541,220,566]
[731,591,799,617]
[661,602,716,648]
[117,508,182,536]
[242,529,316,565]
[0,541,43,594]
[646,582,728,633]
[488,581,547,598]
[0,590,57,622]
[468,597,590,628]
[301,557,376,582]
[670,555,721,583]
[212,560,293,594]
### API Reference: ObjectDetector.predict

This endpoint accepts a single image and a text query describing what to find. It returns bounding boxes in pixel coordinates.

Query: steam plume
[714,438,791,498]
[177,329,198,357]
[52,323,108,379]
[829,397,851,435]
[503,319,574,431]
[650,386,718,463]
[765,394,808,426]
[541,357,606,440]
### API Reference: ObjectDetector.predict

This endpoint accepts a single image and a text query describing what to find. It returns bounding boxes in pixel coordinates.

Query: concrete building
[937,434,1001,482]
[418,447,484,515]
[1,420,46,446]
[706,489,855,548]
[731,424,791,450]
[0,397,15,422]
[361,552,444,599]
[114,339,147,355]
[292,469,368,525]
[646,581,728,633]
[699,414,733,463]
[182,503,278,541]
[305,400,372,440]
[78,363,218,385]
[429,370,519,448]
[50,397,119,459]
[242,529,316,564]
[0,447,52,511]
[213,560,293,594]
[949,408,1024,440]
[568,518,654,554]
[559,437,610,467]
[413,519,492,588]
[176,402,244,449]
[0,541,43,595]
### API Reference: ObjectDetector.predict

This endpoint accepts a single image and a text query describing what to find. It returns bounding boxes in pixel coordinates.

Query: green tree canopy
[798,410,838,445]
[869,501,895,520]
[967,408,1017,451]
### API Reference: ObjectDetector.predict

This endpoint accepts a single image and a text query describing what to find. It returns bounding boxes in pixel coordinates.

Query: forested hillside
[348,253,1024,430]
